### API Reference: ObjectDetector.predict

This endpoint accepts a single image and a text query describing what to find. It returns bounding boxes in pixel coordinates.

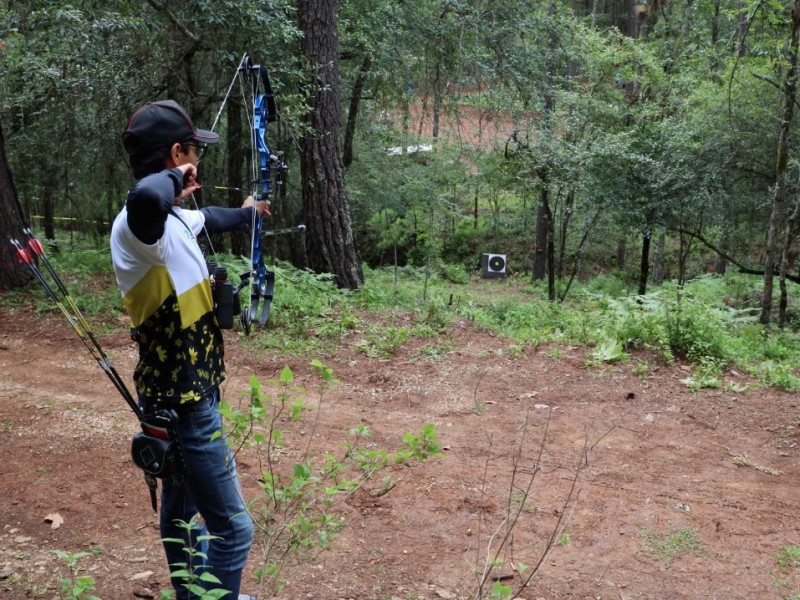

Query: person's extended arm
[202,196,270,234]
[125,165,199,244]
[125,161,268,242]
[201,206,253,234]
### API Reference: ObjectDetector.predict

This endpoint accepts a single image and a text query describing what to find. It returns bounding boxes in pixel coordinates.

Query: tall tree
[0,118,31,289]
[298,0,363,289]
[762,0,800,325]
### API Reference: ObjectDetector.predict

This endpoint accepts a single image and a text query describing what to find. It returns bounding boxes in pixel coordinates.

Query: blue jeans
[152,389,254,599]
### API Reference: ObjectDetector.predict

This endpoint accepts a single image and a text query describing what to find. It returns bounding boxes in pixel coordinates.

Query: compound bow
[206,53,304,334]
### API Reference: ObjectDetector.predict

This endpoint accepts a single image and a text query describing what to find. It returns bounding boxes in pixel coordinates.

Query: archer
[112,99,265,600]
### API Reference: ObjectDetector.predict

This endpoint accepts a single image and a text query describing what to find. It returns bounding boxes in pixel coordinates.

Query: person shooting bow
[111,99,265,600]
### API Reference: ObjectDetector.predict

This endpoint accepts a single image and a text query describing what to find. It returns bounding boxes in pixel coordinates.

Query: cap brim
[193,128,220,144]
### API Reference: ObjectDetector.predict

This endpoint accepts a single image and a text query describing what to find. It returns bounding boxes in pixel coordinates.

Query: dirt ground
[1,294,799,600]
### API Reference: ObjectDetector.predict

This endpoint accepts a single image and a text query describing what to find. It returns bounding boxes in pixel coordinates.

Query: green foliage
[4,0,800,338]
[356,324,411,357]
[439,262,470,284]
[489,581,512,600]
[48,245,115,277]
[639,527,703,568]
[415,339,455,361]
[395,423,443,464]
[468,294,566,347]
[228,258,356,355]
[590,337,628,364]
[662,297,730,364]
[162,517,229,600]
[750,361,800,392]
[52,548,102,600]
[460,274,800,390]
[4,232,122,321]
[777,545,800,570]
[632,360,651,376]
[680,362,723,391]
[585,273,635,298]
[13,243,800,393]
[1,1,302,233]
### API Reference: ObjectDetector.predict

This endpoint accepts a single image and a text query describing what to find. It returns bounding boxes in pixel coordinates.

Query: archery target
[482,253,507,278]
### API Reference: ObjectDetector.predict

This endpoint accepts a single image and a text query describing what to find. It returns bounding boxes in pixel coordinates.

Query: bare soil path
[1,300,799,600]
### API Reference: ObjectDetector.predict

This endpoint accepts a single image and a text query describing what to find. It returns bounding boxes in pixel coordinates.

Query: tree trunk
[559,206,604,302]
[616,240,626,271]
[652,231,666,285]
[473,183,479,229]
[638,229,651,295]
[343,55,372,169]
[0,118,33,289]
[709,0,722,78]
[737,4,749,57]
[432,62,442,140]
[715,231,728,275]
[778,202,800,327]
[298,0,363,290]
[534,4,557,284]
[710,0,720,46]
[39,161,57,243]
[532,190,549,280]
[762,0,800,325]
[547,201,556,301]
[779,258,789,328]
[677,230,694,286]
[625,0,642,102]
[557,190,575,278]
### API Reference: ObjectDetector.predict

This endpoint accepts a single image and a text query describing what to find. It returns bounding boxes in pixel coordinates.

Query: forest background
[1,0,800,327]
[4,2,800,599]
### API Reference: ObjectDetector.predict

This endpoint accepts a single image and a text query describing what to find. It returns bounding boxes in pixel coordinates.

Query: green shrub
[439,262,469,284]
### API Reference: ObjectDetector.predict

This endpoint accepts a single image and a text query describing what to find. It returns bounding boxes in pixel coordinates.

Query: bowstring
[186,53,268,326]
[191,52,251,264]
[210,52,249,134]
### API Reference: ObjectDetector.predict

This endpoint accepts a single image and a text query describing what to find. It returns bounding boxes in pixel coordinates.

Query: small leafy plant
[161,517,229,600]
[356,324,412,357]
[773,545,800,598]
[590,337,628,364]
[52,547,102,600]
[395,423,443,463]
[639,526,703,568]
[776,545,800,569]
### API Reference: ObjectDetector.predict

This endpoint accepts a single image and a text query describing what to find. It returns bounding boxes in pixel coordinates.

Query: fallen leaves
[44,512,64,529]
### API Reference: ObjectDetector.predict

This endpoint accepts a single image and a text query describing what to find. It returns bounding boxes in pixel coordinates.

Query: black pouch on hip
[131,409,184,510]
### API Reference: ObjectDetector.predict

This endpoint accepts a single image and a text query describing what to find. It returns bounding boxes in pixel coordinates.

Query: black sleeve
[200,206,254,234]
[125,168,183,244]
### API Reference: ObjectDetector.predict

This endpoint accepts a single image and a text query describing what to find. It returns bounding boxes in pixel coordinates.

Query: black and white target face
[488,255,506,272]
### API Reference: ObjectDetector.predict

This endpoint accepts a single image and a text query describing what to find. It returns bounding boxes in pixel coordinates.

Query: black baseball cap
[122,100,219,155]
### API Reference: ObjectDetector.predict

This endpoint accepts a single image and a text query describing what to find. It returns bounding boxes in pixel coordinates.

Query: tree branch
[750,71,781,91]
[145,0,201,44]
[751,71,800,112]
[674,226,800,284]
